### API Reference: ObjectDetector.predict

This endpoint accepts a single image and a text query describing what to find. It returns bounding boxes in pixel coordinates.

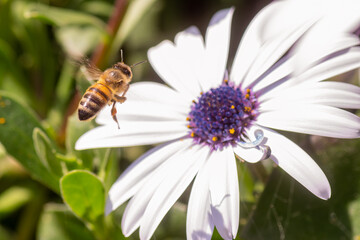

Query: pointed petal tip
[208,7,235,28]
[318,188,331,200]
[105,198,114,216]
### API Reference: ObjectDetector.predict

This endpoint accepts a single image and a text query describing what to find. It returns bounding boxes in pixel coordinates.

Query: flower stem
[91,0,129,68]
[98,148,112,181]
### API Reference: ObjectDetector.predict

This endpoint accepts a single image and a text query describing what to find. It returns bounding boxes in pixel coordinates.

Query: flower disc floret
[187,82,258,149]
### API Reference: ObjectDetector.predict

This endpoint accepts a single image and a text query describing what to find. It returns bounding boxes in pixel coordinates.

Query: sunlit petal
[105,140,188,215]
[257,104,360,138]
[75,121,187,149]
[202,8,234,91]
[148,40,200,100]
[261,127,331,200]
[140,145,208,240]
[260,81,360,109]
[121,139,193,236]
[208,148,239,239]
[186,152,214,240]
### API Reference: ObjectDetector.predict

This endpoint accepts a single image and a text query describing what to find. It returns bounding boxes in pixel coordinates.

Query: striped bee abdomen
[78,83,112,121]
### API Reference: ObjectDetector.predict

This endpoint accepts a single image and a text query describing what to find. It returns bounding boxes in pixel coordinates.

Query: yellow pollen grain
[0,118,5,124]
[224,79,228,84]
[200,92,203,95]
[187,124,191,128]
[229,128,235,134]
[245,94,250,99]
[212,136,218,142]
[191,132,195,137]
[231,105,235,109]
[246,89,250,93]
[186,117,190,121]
[244,106,251,112]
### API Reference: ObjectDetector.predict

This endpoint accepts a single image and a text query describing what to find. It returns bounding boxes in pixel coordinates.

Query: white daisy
[76,1,360,239]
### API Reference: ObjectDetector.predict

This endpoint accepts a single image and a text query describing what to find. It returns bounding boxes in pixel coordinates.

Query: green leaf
[33,127,64,177]
[349,198,360,236]
[46,58,77,130]
[24,3,107,35]
[11,1,59,114]
[60,170,105,223]
[56,25,102,56]
[79,1,114,18]
[65,112,95,170]
[0,186,33,219]
[0,39,32,106]
[37,203,95,240]
[0,92,60,192]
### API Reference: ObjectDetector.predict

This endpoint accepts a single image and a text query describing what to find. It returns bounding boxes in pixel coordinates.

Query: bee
[77,51,145,129]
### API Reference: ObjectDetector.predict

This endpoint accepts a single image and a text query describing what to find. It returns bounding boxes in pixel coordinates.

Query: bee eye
[122,68,131,76]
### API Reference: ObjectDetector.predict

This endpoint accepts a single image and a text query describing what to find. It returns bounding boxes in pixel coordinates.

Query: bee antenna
[120,49,124,63]
[130,60,147,68]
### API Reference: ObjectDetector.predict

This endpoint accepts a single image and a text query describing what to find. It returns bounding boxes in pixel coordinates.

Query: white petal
[230,1,283,85]
[148,40,200,100]
[105,140,187,215]
[95,81,190,124]
[233,145,269,163]
[293,32,360,75]
[202,8,234,91]
[186,153,214,240]
[174,26,206,93]
[75,121,187,149]
[257,104,360,139]
[292,47,360,86]
[208,148,239,239]
[230,0,317,85]
[232,126,270,163]
[312,0,360,34]
[251,55,293,93]
[96,101,187,125]
[140,145,208,240]
[261,127,331,200]
[126,81,190,108]
[260,81,360,110]
[242,18,315,89]
[121,139,193,236]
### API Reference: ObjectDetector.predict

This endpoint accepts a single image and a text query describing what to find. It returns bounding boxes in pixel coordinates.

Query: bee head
[113,62,132,81]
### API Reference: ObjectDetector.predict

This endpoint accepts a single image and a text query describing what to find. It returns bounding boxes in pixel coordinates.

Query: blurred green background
[0,0,360,239]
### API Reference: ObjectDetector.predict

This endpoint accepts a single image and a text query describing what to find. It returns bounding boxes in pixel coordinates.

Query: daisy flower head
[76,1,360,239]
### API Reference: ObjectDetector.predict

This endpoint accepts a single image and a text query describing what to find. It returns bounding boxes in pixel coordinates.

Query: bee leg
[111,101,120,129]
[114,84,130,104]
[114,95,127,104]
[121,84,129,97]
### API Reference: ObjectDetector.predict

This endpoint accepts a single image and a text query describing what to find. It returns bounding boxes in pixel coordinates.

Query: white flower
[76,1,360,239]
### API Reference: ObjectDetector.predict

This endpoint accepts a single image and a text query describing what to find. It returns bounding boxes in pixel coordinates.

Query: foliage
[0,0,359,239]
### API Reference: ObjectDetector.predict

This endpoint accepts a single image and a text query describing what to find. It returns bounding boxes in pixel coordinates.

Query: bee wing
[77,57,103,81]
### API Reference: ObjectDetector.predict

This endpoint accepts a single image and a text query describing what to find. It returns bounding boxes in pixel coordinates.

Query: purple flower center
[187,82,258,150]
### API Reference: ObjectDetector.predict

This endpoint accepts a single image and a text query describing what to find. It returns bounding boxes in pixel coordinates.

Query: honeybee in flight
[77,51,145,128]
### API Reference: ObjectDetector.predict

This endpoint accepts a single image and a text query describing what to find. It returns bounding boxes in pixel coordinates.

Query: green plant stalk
[47,58,77,131]
[16,186,46,240]
[88,217,106,240]
[98,148,112,181]
[91,0,129,69]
